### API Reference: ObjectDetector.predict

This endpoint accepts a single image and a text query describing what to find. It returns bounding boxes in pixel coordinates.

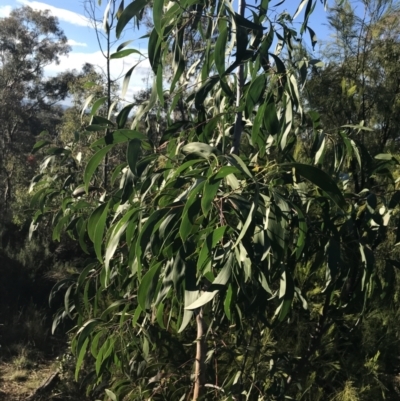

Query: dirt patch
[0,359,60,401]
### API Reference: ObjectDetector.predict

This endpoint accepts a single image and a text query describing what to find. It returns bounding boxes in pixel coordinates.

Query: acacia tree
[32,0,400,400]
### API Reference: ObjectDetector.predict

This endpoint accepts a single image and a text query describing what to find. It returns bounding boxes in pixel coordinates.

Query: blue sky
[0,0,334,98]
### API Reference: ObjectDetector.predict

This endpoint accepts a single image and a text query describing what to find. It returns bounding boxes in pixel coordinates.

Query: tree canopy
[26,0,400,400]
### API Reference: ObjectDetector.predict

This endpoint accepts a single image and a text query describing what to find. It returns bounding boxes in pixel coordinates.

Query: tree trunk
[193,308,205,400]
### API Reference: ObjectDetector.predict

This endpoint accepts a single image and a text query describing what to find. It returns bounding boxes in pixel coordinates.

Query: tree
[306,0,400,154]
[0,6,72,221]
[32,0,400,400]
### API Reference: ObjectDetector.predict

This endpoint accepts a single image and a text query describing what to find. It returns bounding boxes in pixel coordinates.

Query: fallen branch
[25,371,59,401]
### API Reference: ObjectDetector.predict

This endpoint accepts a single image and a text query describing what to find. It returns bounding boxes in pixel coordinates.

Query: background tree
[0,6,72,222]
[306,0,400,154]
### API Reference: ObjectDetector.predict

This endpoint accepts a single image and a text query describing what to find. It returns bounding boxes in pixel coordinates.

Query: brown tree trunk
[193,308,205,400]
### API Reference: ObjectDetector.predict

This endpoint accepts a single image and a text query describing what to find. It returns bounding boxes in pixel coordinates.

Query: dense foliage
[1,0,400,400]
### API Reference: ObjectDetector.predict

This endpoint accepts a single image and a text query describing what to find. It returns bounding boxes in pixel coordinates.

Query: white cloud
[45,51,152,98]
[0,5,12,17]
[16,0,92,27]
[68,39,87,47]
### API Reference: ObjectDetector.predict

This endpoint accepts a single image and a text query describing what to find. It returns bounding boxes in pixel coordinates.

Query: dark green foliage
[27,0,400,400]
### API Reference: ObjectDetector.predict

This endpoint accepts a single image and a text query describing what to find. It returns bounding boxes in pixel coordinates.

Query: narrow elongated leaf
[293,0,309,20]
[138,262,162,310]
[116,0,149,37]
[105,389,117,401]
[103,0,111,33]
[284,163,346,209]
[180,182,204,242]
[89,203,109,262]
[75,337,89,381]
[90,96,107,116]
[215,19,227,76]
[195,76,219,110]
[75,319,102,355]
[84,146,113,193]
[121,64,138,98]
[110,49,143,59]
[185,254,233,310]
[117,104,135,128]
[91,130,146,147]
[245,74,266,118]
[117,39,133,51]
[81,94,94,118]
[32,140,51,153]
[275,268,295,321]
[127,139,141,175]
[201,178,220,216]
[182,142,217,159]
[153,0,163,36]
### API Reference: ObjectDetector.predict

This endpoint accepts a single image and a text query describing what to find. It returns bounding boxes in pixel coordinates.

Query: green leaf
[325,239,342,289]
[201,177,220,216]
[153,0,163,36]
[75,337,89,381]
[110,49,143,59]
[148,27,161,73]
[185,254,233,310]
[105,208,137,273]
[91,130,146,147]
[214,19,227,76]
[75,319,102,357]
[234,12,263,31]
[138,262,162,310]
[227,154,253,178]
[213,166,241,180]
[105,389,117,401]
[117,104,135,129]
[170,29,185,93]
[264,99,280,136]
[224,284,233,320]
[84,146,113,193]
[121,64,138,99]
[314,134,326,165]
[293,0,309,20]
[284,163,346,209]
[156,64,164,105]
[234,202,256,248]
[375,153,394,160]
[88,203,109,262]
[32,140,51,153]
[127,139,141,174]
[275,268,295,322]
[91,97,108,115]
[251,103,266,148]
[81,94,94,117]
[195,76,219,110]
[245,74,266,119]
[116,0,149,38]
[197,226,228,271]
[360,244,374,292]
[117,39,133,52]
[293,205,307,260]
[179,182,205,242]
[136,209,169,276]
[182,142,217,159]
[307,26,317,49]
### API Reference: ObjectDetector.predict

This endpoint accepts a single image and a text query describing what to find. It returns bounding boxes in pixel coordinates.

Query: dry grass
[0,360,54,400]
